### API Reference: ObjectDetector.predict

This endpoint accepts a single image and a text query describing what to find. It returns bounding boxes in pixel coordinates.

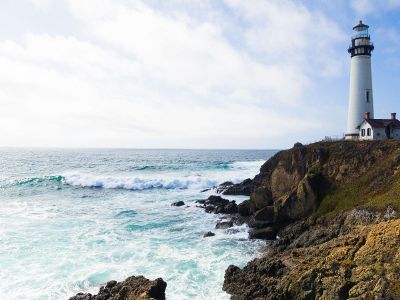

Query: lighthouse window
[361,129,365,136]
[367,128,371,136]
[366,90,370,103]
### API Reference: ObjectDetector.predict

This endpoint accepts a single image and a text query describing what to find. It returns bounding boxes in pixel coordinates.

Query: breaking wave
[62,172,220,190]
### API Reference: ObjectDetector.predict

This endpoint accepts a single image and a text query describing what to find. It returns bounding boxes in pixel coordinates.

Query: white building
[358,112,400,140]
[345,21,375,140]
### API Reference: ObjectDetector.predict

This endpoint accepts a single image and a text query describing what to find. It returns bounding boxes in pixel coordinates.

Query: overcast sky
[0,0,400,148]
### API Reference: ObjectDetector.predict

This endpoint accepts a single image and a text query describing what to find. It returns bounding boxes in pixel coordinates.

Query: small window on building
[366,90,370,103]
[377,132,380,136]
[361,129,365,136]
[367,128,371,136]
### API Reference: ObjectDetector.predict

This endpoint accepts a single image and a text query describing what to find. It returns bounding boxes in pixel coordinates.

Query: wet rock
[69,275,167,300]
[248,227,275,240]
[195,199,206,204]
[200,188,211,193]
[223,201,238,214]
[203,231,215,237]
[216,221,234,229]
[206,195,230,206]
[197,195,237,214]
[222,178,253,196]
[171,201,185,207]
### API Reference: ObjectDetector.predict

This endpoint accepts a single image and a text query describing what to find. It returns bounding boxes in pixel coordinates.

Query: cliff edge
[223,140,400,299]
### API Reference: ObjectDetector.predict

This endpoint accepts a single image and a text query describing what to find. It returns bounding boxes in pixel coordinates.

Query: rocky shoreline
[71,140,400,299]
[69,275,167,300]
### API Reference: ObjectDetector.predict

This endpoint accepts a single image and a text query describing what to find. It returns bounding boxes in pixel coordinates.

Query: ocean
[0,148,277,300]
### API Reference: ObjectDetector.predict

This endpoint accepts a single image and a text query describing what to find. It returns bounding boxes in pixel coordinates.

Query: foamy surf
[0,149,276,300]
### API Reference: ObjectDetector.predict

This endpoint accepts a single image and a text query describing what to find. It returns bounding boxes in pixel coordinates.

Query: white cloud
[351,0,400,16]
[0,0,348,148]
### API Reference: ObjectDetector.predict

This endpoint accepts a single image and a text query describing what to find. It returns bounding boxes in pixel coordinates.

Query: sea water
[0,149,276,300]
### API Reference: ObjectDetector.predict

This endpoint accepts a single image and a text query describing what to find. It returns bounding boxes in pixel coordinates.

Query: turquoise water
[0,149,276,299]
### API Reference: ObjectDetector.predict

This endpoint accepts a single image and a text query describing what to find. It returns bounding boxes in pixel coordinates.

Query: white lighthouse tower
[345,21,375,140]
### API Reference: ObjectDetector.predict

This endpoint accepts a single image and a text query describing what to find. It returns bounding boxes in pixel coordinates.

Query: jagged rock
[253,206,275,222]
[206,195,230,206]
[223,201,238,214]
[69,275,167,300]
[237,200,251,216]
[224,209,400,300]
[248,227,275,239]
[223,178,253,196]
[293,142,304,148]
[171,201,185,207]
[203,231,215,237]
[219,181,234,187]
[197,195,237,214]
[216,221,234,229]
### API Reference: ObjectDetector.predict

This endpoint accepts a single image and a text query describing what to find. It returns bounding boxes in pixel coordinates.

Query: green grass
[315,160,400,219]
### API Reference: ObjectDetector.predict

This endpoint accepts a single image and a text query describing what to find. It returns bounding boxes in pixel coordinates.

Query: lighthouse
[345,21,375,140]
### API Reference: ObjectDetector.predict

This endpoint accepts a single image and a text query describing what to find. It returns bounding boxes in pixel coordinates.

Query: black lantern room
[348,20,374,57]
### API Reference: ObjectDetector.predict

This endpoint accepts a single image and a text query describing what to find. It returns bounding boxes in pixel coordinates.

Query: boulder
[203,231,215,237]
[223,201,238,214]
[69,275,167,300]
[237,200,251,216]
[206,195,230,206]
[171,201,185,207]
[223,178,253,196]
[248,227,276,240]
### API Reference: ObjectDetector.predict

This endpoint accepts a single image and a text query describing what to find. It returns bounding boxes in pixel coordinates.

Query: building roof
[363,118,400,128]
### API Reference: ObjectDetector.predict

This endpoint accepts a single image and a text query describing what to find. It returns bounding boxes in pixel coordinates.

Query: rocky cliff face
[223,207,400,300]
[224,140,400,226]
[223,140,400,299]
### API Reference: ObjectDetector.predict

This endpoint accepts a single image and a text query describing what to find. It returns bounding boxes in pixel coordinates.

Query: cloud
[351,0,400,16]
[0,0,348,148]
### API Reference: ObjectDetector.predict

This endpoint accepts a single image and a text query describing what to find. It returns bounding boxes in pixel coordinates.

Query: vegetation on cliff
[223,140,400,299]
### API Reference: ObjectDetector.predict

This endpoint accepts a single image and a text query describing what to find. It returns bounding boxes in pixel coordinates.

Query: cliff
[223,140,400,299]
[224,140,400,224]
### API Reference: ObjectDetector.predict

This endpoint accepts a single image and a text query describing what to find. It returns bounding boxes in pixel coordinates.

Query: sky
[0,0,399,149]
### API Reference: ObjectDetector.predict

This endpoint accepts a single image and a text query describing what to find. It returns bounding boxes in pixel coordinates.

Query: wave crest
[62,172,219,190]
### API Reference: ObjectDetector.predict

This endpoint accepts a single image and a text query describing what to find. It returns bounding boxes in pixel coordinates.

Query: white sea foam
[62,172,220,190]
[0,149,272,300]
[61,161,264,191]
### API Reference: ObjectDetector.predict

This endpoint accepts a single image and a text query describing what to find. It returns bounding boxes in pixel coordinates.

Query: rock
[223,201,238,214]
[200,188,211,193]
[69,275,167,300]
[253,206,275,222]
[171,201,185,207]
[219,181,234,187]
[203,231,215,237]
[216,221,234,229]
[247,218,273,229]
[197,195,237,214]
[293,142,304,148]
[195,199,206,204]
[237,200,251,216]
[206,195,230,206]
[250,187,272,210]
[248,227,275,239]
[224,208,400,300]
[223,178,254,196]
